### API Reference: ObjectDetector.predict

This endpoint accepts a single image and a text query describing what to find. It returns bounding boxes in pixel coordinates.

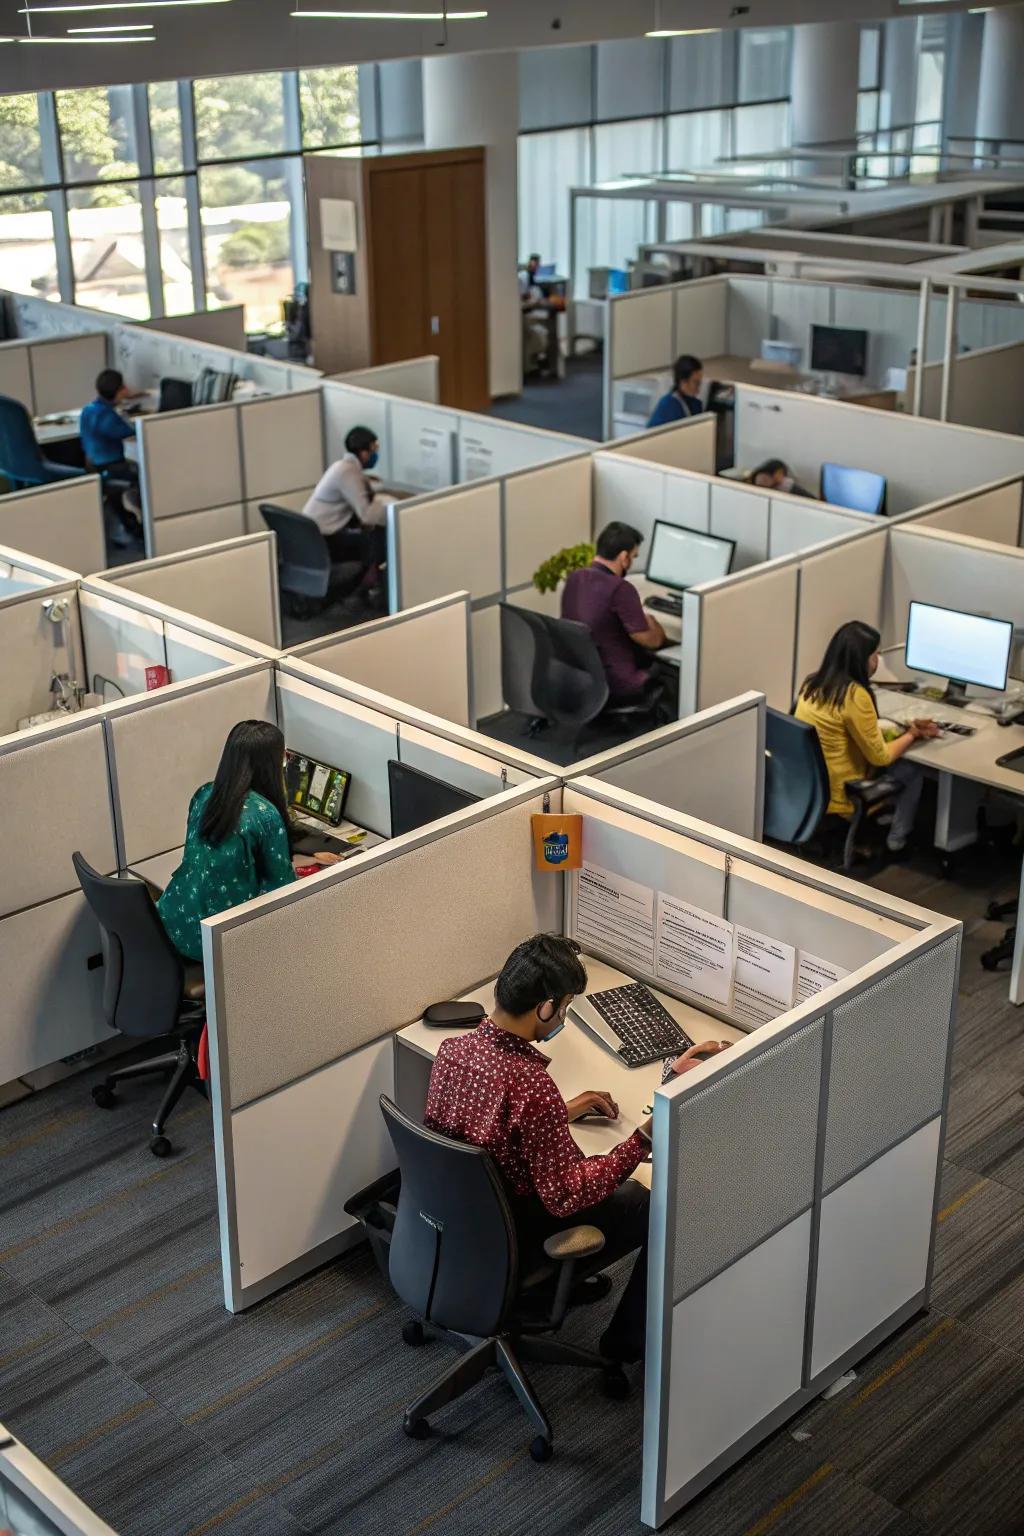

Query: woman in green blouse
[158,720,305,962]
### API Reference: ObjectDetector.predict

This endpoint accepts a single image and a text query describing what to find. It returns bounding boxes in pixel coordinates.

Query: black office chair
[259,502,363,616]
[72,853,206,1158]
[0,393,84,490]
[158,376,193,413]
[366,1096,629,1462]
[499,603,551,737]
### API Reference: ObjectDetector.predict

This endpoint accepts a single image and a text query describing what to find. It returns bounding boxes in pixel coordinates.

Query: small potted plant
[532,541,595,594]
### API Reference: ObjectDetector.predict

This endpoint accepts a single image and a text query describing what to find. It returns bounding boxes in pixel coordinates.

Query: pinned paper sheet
[796,951,849,1004]
[321,197,357,252]
[733,926,796,1026]
[656,893,734,1007]
[575,862,655,971]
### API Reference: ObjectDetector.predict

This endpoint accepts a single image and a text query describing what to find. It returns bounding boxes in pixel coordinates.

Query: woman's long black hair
[800,620,881,711]
[200,720,290,845]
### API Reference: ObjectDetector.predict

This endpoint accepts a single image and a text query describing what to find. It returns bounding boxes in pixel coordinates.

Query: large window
[200,158,294,331]
[56,86,140,183]
[299,66,362,148]
[518,127,591,277]
[67,182,148,318]
[0,193,58,300]
[0,94,45,193]
[194,73,288,163]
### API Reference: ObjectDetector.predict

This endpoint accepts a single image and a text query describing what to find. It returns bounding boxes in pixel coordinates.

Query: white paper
[320,197,357,252]
[656,893,734,1006]
[732,925,796,1026]
[398,426,452,491]
[575,862,655,971]
[461,436,493,482]
[796,951,848,1004]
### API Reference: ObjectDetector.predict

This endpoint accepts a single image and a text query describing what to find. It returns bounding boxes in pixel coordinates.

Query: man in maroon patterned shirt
[425,934,724,1364]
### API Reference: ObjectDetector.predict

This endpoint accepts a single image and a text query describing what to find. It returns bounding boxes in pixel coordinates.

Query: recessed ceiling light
[19,1,231,12]
[645,27,719,36]
[4,30,154,37]
[291,9,488,18]
[68,19,155,26]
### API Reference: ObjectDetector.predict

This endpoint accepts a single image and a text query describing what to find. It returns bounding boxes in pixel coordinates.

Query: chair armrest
[543,1225,605,1263]
[844,775,898,806]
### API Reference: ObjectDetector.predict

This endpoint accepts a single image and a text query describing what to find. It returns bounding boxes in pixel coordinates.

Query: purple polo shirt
[562,561,648,699]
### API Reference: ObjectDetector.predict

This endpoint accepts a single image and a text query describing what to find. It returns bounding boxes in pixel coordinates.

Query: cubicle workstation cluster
[199,755,959,1526]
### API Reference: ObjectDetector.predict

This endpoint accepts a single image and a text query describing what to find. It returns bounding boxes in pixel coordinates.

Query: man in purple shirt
[562,521,667,707]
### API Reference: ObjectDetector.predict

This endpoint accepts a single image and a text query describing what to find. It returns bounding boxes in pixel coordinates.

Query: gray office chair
[158,377,193,413]
[367,1095,628,1463]
[499,602,550,736]
[259,502,363,615]
[72,852,206,1158]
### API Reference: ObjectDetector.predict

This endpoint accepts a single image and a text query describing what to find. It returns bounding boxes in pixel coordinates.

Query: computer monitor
[536,262,556,280]
[607,268,629,295]
[905,601,1013,703]
[810,324,868,378]
[760,339,802,368]
[387,760,481,838]
[820,462,887,516]
[645,521,735,593]
[285,750,351,826]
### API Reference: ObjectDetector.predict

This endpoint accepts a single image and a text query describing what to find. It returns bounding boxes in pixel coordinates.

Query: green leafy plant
[532,542,595,595]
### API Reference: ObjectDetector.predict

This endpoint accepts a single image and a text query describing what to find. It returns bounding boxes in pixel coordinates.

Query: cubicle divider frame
[562,776,961,1529]
[0,477,106,577]
[326,355,441,403]
[0,328,109,419]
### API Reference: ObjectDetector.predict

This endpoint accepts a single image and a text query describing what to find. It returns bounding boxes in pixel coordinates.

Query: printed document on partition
[656,893,734,1006]
[733,926,796,1025]
[576,862,655,971]
[796,951,848,1004]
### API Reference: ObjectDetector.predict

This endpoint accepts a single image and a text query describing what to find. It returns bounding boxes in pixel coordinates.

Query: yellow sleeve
[843,685,892,769]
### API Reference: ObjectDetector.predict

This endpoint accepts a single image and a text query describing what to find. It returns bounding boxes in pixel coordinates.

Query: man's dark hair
[528,252,541,263]
[673,353,703,386]
[96,368,124,402]
[495,934,587,1016]
[345,425,378,457]
[596,521,642,561]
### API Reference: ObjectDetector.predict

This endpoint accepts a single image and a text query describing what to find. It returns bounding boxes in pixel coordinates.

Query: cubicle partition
[95,531,282,649]
[562,777,959,1527]
[0,478,106,575]
[138,305,247,353]
[881,523,1024,650]
[906,339,1024,436]
[570,692,765,841]
[900,474,1023,546]
[327,355,440,403]
[0,330,108,418]
[604,411,717,473]
[0,548,85,736]
[284,591,473,726]
[136,388,324,555]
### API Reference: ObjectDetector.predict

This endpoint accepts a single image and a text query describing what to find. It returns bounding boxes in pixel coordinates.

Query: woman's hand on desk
[291,851,342,872]
[566,1089,619,1122]
[909,718,940,740]
[669,1040,731,1075]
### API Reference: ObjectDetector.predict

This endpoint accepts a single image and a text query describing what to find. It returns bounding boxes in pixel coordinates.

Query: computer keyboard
[571,983,695,1068]
[881,707,975,736]
[647,593,683,617]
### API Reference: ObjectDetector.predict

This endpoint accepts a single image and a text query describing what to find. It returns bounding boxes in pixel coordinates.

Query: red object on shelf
[145,664,171,691]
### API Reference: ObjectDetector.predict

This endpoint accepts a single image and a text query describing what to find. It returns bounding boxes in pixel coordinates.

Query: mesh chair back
[499,602,548,717]
[533,612,609,728]
[381,1095,518,1338]
[72,852,185,1038]
[763,708,830,844]
[260,502,332,599]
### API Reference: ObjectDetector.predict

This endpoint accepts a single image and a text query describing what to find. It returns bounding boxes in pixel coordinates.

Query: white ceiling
[0,0,1000,95]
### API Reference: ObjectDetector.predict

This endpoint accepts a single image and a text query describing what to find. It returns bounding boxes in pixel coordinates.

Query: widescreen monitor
[387,759,481,838]
[905,601,1013,696]
[646,521,735,592]
[810,323,868,378]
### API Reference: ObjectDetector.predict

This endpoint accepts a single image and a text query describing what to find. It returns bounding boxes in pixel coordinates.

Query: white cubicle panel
[767,496,874,559]
[389,481,501,610]
[570,692,766,840]
[607,413,717,474]
[286,592,473,728]
[561,778,958,1529]
[79,586,166,699]
[503,455,593,591]
[202,780,561,1309]
[884,525,1024,649]
[456,416,589,484]
[734,384,1024,516]
[0,342,33,410]
[395,718,543,799]
[328,355,440,403]
[0,478,105,575]
[388,399,459,491]
[101,533,281,650]
[592,455,669,555]
[276,668,399,836]
[680,561,799,715]
[907,477,1022,546]
[104,663,277,868]
[0,582,84,736]
[708,481,769,568]
[321,380,391,479]
[30,332,107,417]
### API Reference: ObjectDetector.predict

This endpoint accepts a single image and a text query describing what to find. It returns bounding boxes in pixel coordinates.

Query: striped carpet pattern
[1,848,1022,1535]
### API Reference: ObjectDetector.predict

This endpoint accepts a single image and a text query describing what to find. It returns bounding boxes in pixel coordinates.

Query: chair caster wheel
[601,1366,630,1401]
[981,951,1001,972]
[404,1417,430,1441]
[529,1435,552,1463]
[92,1085,116,1109]
[986,900,1004,921]
[149,1135,172,1158]
[402,1320,426,1347]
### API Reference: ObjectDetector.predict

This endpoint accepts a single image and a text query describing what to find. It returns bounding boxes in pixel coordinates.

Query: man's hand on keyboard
[667,1040,731,1075]
[566,1089,619,1122]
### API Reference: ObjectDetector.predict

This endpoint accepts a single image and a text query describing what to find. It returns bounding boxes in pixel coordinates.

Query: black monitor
[387,760,480,838]
[285,750,351,826]
[646,520,735,591]
[820,462,887,516]
[810,324,868,378]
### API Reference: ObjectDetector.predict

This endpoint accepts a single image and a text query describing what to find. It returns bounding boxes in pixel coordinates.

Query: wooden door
[367,167,429,366]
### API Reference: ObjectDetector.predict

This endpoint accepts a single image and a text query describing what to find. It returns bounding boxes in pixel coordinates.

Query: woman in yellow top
[795,620,938,855]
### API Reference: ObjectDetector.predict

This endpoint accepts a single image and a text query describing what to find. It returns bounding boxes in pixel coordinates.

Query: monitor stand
[941,679,970,707]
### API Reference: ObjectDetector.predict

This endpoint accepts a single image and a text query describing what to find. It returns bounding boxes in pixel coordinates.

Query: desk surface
[35,392,157,446]
[629,573,682,646]
[875,684,1024,797]
[704,355,897,410]
[398,955,744,1188]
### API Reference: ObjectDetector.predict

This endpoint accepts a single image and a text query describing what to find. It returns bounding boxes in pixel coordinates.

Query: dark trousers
[513,1178,650,1361]
[325,522,387,579]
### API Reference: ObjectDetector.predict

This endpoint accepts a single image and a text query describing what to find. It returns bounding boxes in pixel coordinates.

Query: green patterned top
[157,782,296,961]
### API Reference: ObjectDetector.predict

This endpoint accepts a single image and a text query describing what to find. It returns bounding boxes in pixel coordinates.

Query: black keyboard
[647,593,683,616]
[587,983,694,1068]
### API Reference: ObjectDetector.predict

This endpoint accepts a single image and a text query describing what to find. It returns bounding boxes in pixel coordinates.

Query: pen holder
[531,813,583,872]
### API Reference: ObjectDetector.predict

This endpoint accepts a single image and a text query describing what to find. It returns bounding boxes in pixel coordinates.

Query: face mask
[778,476,795,493]
[365,450,379,470]
[537,1000,566,1042]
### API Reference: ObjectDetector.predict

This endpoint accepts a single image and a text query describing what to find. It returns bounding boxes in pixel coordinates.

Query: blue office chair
[0,394,84,490]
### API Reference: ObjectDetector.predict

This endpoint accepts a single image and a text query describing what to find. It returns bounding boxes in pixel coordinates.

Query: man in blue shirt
[80,369,142,544]
[647,354,704,427]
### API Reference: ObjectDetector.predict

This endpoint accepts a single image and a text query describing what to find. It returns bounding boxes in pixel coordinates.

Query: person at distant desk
[425,933,726,1364]
[157,720,337,962]
[647,354,704,427]
[79,368,142,484]
[750,458,812,497]
[562,521,670,718]
[795,620,939,857]
[300,425,388,604]
[520,252,557,377]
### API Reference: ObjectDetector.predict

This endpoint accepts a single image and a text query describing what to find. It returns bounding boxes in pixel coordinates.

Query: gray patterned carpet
[1,848,1022,1536]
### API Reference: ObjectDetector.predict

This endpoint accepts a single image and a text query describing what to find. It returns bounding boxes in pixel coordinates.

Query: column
[422,50,521,398]
[789,21,861,178]
[880,18,919,131]
[976,3,1024,148]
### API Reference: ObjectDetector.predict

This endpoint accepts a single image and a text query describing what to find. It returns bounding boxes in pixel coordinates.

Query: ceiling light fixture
[19,0,231,13]
[645,1,717,37]
[3,30,154,37]
[291,9,487,19]
[67,19,155,25]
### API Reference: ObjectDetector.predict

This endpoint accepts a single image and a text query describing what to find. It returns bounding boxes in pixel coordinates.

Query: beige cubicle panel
[138,401,243,545]
[562,778,959,1529]
[100,532,282,650]
[30,332,107,417]
[608,287,676,380]
[680,561,799,715]
[390,481,501,611]
[673,277,729,361]
[0,712,117,1080]
[503,455,593,591]
[904,476,1022,546]
[0,581,85,736]
[607,413,717,474]
[328,355,440,403]
[0,478,105,575]
[139,304,246,352]
[238,389,323,506]
[285,591,473,728]
[202,779,562,1310]
[0,342,33,410]
[570,692,766,841]
[907,340,1024,436]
